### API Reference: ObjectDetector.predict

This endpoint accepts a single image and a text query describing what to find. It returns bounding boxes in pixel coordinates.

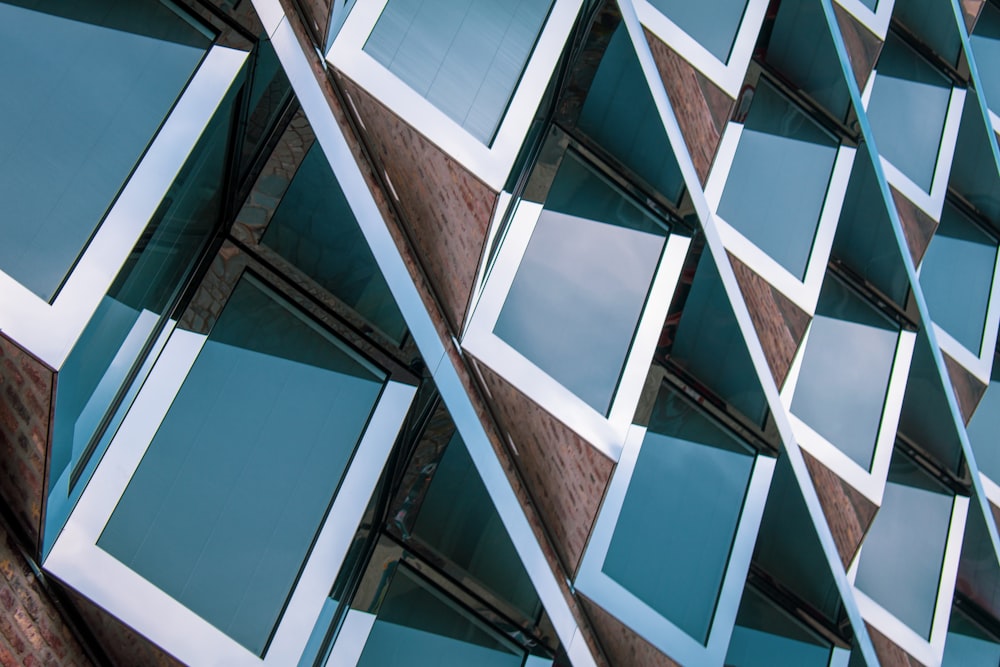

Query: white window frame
[0,45,247,370]
[575,418,776,666]
[44,280,416,667]
[632,0,770,97]
[326,0,583,191]
[462,195,691,461]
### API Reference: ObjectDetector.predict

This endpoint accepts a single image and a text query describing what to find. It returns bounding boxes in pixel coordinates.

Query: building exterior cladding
[3,0,1000,665]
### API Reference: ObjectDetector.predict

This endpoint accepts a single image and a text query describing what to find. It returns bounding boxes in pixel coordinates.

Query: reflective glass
[603,386,755,642]
[0,0,210,300]
[356,567,524,667]
[919,201,997,353]
[410,433,541,620]
[855,456,953,639]
[971,3,1000,114]
[261,143,406,343]
[943,612,1000,666]
[364,0,552,144]
[866,33,952,192]
[493,153,667,414]
[791,277,899,469]
[725,587,833,667]
[647,0,749,61]
[98,278,385,655]
[967,356,1000,481]
[577,23,685,204]
[717,81,839,279]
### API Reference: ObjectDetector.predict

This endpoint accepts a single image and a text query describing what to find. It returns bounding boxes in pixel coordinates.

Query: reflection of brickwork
[868,623,928,667]
[177,243,246,335]
[943,352,988,424]
[802,450,878,568]
[890,187,939,266]
[337,75,497,333]
[0,518,94,667]
[0,334,53,548]
[832,4,883,90]
[580,595,679,667]
[472,360,614,575]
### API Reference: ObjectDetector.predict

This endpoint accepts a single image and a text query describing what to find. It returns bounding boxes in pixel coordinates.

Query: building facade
[2,0,1000,665]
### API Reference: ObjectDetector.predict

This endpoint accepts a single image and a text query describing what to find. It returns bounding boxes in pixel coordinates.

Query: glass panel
[576,23,685,204]
[493,152,667,414]
[647,0,749,62]
[602,385,755,642]
[854,456,953,639]
[98,278,386,655]
[866,33,952,192]
[0,0,211,300]
[725,587,834,667]
[791,277,899,469]
[409,433,541,620]
[971,3,1000,114]
[717,81,839,279]
[356,567,524,667]
[967,355,1000,481]
[919,201,997,353]
[44,81,239,556]
[261,143,407,343]
[364,0,552,144]
[943,611,1000,666]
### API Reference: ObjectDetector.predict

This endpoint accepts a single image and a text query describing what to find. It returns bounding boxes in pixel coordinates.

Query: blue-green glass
[791,278,898,469]
[98,278,385,655]
[866,33,952,192]
[717,82,839,279]
[647,0,749,61]
[603,387,755,643]
[0,0,210,300]
[261,143,406,343]
[855,457,953,639]
[919,202,997,353]
[577,23,685,204]
[356,568,523,667]
[725,587,833,667]
[364,0,551,143]
[943,613,1000,666]
[967,356,1000,481]
[493,153,667,414]
[972,3,1000,114]
[411,433,540,620]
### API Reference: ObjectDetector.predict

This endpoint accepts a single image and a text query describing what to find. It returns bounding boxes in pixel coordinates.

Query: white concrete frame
[462,198,692,461]
[847,492,969,667]
[0,45,247,370]
[833,0,896,42]
[780,318,916,504]
[326,0,583,191]
[575,420,776,666]
[633,0,770,97]
[704,110,857,315]
[45,278,417,667]
[860,68,967,223]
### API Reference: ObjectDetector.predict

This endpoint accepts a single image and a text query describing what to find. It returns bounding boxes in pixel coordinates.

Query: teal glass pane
[972,3,1000,114]
[602,386,755,643]
[791,278,899,469]
[98,278,385,655]
[866,33,952,192]
[44,81,238,556]
[0,0,210,300]
[725,587,833,667]
[647,0,749,61]
[943,613,1000,666]
[410,433,541,620]
[577,23,685,204]
[364,0,552,143]
[261,143,407,343]
[855,456,953,639]
[493,153,667,414]
[356,568,524,667]
[919,202,997,353]
[967,356,1000,481]
[717,81,839,279]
